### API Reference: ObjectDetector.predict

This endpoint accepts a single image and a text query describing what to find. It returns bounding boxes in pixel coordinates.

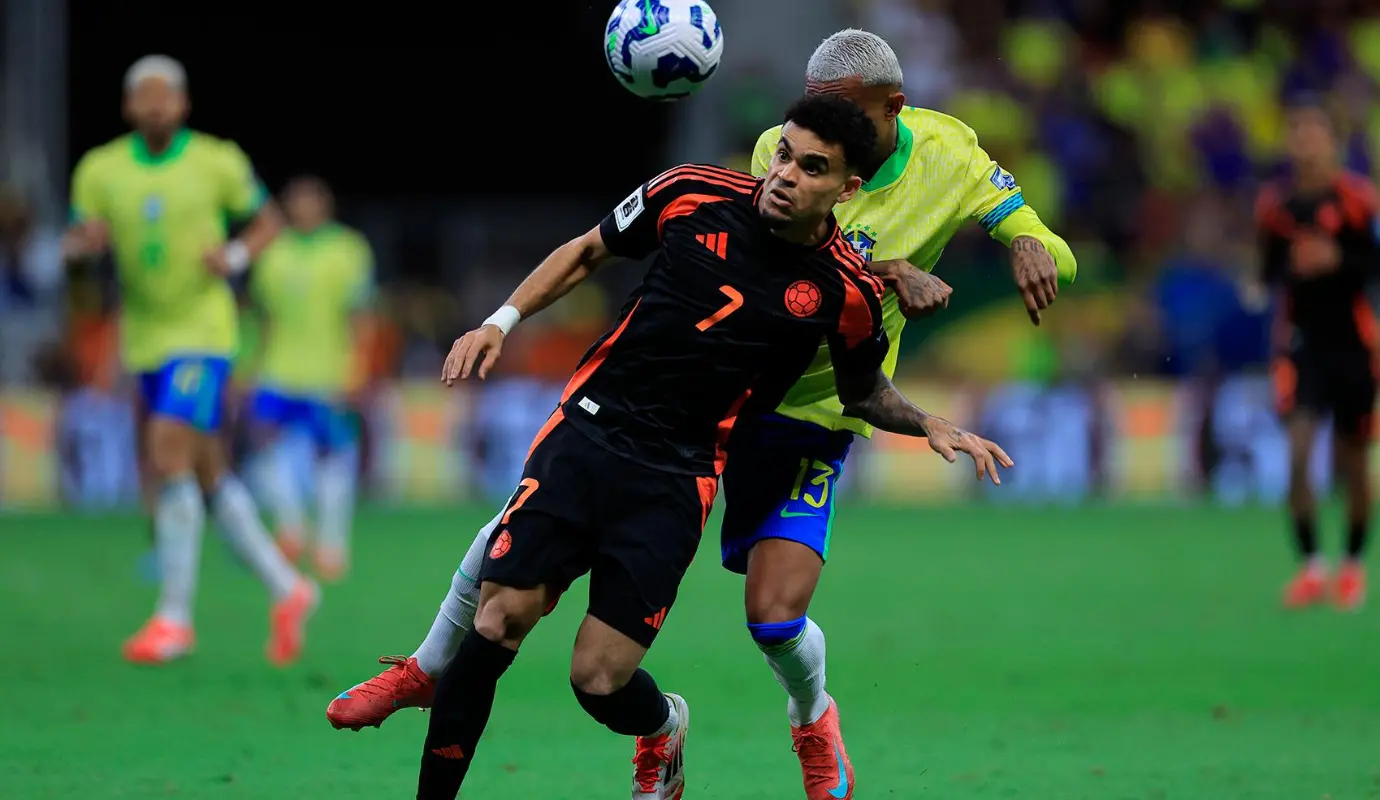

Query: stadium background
[4,0,1380,798]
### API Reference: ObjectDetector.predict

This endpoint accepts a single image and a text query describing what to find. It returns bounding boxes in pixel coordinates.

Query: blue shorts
[249,387,354,452]
[719,413,854,575]
[137,356,233,433]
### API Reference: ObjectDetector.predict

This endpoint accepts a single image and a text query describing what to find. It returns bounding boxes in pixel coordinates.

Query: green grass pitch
[4,504,1379,798]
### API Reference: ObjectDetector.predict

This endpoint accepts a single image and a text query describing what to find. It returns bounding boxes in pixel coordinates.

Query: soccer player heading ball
[329,29,1073,800]
[412,93,1007,799]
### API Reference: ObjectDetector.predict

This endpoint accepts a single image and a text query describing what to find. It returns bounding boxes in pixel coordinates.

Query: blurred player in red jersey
[413,95,1010,800]
[1257,99,1380,610]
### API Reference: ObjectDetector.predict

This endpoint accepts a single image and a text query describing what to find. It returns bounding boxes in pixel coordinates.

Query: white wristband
[223,240,251,275]
[482,304,521,336]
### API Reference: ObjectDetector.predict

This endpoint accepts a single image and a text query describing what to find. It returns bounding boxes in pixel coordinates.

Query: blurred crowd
[5,0,1380,506]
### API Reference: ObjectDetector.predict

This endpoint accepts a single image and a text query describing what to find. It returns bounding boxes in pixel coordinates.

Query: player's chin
[757,206,793,230]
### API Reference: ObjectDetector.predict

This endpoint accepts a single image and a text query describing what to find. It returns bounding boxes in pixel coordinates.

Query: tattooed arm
[834,366,1013,482]
[1010,235,1059,326]
[835,365,933,437]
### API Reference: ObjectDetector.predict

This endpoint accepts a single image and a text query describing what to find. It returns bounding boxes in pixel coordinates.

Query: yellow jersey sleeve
[69,150,107,222]
[954,127,1078,284]
[218,141,268,220]
[750,126,782,179]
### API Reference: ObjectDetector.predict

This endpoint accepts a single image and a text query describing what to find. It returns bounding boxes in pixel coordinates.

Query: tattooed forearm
[1011,236,1047,255]
[841,377,934,437]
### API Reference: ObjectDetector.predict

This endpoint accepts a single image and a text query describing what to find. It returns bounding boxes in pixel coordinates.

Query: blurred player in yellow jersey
[62,56,318,666]
[327,29,1075,800]
[248,176,373,582]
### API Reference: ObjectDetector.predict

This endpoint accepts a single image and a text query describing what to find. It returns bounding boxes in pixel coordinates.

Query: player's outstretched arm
[836,367,1013,484]
[504,226,616,322]
[442,226,615,385]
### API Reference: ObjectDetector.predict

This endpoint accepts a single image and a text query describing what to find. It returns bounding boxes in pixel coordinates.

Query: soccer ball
[605,0,723,101]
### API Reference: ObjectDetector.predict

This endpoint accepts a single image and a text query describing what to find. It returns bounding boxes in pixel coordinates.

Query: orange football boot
[631,693,689,800]
[1283,564,1329,608]
[123,616,195,665]
[791,699,854,800]
[326,655,436,730]
[266,579,319,666]
[1334,562,1367,611]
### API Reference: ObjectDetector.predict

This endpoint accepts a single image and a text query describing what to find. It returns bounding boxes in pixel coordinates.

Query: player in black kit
[1258,99,1380,611]
[416,95,1011,800]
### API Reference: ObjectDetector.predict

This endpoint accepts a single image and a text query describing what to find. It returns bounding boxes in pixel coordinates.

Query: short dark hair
[782,94,877,172]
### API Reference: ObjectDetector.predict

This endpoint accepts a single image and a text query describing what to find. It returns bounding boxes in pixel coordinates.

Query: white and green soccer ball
[605,0,723,101]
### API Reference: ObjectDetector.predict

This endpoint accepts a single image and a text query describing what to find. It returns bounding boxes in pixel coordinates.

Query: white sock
[212,473,301,600]
[411,509,502,676]
[650,695,680,738]
[758,618,830,727]
[153,474,205,627]
[261,439,306,536]
[315,450,355,554]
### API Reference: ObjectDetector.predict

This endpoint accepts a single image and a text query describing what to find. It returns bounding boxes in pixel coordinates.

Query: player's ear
[836,175,863,205]
[885,91,905,120]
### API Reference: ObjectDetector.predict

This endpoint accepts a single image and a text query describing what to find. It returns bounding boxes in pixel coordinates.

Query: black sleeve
[1255,186,1290,286]
[598,181,663,261]
[1260,232,1289,286]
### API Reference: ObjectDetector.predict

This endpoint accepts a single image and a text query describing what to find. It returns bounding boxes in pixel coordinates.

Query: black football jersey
[1257,171,1380,353]
[549,163,889,476]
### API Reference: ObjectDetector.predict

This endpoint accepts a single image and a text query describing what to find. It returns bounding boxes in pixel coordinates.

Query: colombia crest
[785,280,822,318]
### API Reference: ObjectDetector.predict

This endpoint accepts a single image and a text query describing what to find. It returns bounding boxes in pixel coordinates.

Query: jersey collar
[861,117,913,193]
[131,129,191,166]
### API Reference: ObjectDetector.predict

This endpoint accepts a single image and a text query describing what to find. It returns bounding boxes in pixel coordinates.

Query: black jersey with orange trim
[1257,171,1380,354]
[551,163,888,477]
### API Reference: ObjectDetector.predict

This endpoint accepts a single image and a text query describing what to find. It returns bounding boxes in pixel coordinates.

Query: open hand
[921,415,1014,485]
[1011,236,1058,326]
[442,325,505,385]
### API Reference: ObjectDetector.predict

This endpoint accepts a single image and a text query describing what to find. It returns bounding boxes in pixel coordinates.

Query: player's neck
[862,121,899,183]
[138,130,177,155]
[770,216,832,247]
[1294,163,1337,195]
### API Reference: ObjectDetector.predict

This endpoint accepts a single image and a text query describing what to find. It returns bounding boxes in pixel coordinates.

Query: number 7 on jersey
[696,285,744,331]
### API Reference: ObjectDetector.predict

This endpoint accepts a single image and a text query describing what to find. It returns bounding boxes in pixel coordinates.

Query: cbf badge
[143,195,164,222]
[842,225,877,262]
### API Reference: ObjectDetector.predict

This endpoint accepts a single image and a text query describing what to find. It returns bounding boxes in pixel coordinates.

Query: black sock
[416,630,516,800]
[1346,518,1370,561]
[1293,516,1319,561]
[571,669,671,736]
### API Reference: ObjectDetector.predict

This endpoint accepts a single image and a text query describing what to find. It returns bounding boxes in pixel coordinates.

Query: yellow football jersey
[752,106,1077,436]
[251,224,374,395]
[69,130,267,371]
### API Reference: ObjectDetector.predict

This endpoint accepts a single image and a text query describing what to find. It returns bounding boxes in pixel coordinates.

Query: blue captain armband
[979,191,1025,232]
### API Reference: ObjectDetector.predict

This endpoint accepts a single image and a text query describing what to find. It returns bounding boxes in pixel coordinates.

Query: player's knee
[746,614,808,652]
[471,587,543,646]
[147,421,196,479]
[569,648,636,696]
[744,585,812,627]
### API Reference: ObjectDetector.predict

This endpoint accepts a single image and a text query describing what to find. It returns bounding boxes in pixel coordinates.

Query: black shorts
[480,413,717,648]
[1274,349,1377,439]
